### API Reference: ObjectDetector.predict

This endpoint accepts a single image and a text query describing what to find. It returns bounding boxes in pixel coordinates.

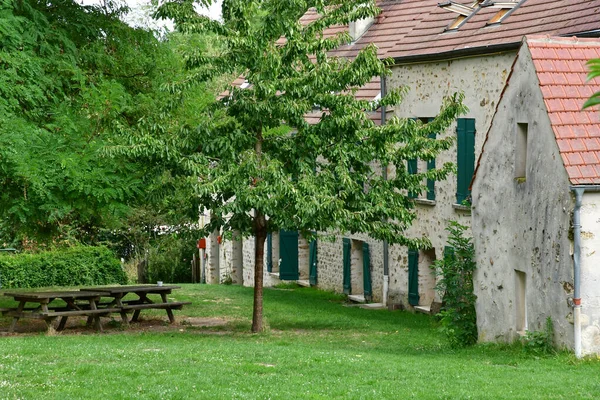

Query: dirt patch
[0,316,231,337]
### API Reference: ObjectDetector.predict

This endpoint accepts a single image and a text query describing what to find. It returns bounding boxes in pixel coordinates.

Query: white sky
[81,0,223,30]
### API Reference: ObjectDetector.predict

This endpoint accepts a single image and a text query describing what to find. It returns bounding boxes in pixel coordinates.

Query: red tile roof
[528,36,600,185]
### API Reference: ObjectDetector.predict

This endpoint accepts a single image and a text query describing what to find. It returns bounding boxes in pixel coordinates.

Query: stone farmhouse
[472,35,600,356]
[202,0,600,352]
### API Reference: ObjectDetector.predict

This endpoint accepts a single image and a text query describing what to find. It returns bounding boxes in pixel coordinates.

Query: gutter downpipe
[572,187,584,358]
[381,73,389,308]
[570,185,600,357]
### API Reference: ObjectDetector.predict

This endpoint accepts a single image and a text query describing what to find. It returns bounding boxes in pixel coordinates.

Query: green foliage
[155,0,467,249]
[0,0,216,246]
[0,0,146,242]
[0,246,126,288]
[433,221,477,347]
[584,58,600,109]
[522,317,555,355]
[156,0,466,332]
[146,234,196,284]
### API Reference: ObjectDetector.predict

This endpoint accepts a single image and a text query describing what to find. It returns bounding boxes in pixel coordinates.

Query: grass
[1,284,600,399]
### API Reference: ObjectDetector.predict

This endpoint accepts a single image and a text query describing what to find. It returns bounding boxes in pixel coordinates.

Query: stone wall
[577,192,600,355]
[316,235,384,302]
[471,44,574,348]
[386,51,517,308]
[205,52,518,310]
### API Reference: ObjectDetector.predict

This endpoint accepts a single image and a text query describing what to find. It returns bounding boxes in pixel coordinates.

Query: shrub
[522,317,555,355]
[0,246,127,289]
[145,235,195,284]
[432,221,478,347]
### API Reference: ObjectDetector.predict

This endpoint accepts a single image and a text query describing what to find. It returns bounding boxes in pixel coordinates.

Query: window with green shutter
[407,158,418,199]
[408,117,437,202]
[456,118,476,204]
[427,130,436,201]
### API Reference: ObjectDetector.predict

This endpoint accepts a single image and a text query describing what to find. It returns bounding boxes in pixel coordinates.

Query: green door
[279,230,299,280]
[408,248,419,306]
[343,238,351,294]
[309,239,318,286]
[363,242,372,300]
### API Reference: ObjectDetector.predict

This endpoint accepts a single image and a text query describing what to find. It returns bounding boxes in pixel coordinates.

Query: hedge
[0,246,127,289]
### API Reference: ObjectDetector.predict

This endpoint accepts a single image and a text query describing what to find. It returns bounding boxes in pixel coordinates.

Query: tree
[156,0,467,332]
[584,58,600,109]
[0,0,215,248]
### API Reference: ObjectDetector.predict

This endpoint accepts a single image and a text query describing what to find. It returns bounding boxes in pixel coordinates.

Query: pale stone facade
[578,192,600,355]
[206,52,519,309]
[471,44,574,348]
[385,51,517,308]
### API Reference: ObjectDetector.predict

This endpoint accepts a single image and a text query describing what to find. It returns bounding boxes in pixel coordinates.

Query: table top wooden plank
[80,285,180,294]
[3,291,107,300]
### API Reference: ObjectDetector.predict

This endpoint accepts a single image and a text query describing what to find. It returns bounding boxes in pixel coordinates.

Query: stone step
[297,280,310,287]
[348,294,366,303]
[359,303,385,310]
[414,305,431,314]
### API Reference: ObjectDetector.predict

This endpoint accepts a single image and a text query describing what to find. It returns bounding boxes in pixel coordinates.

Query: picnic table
[80,285,190,325]
[2,285,190,333]
[1,290,118,333]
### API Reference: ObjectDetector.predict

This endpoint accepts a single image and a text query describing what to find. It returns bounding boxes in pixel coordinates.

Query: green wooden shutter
[309,239,318,286]
[279,230,299,280]
[456,118,476,204]
[343,238,351,294]
[427,118,436,201]
[266,233,272,273]
[408,158,418,199]
[408,248,419,306]
[362,242,372,300]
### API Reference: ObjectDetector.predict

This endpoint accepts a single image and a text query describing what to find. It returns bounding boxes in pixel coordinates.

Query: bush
[145,235,195,284]
[432,221,478,347]
[522,317,555,355]
[0,246,127,289]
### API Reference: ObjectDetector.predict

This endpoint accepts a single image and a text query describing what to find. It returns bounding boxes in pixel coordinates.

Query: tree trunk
[252,212,267,332]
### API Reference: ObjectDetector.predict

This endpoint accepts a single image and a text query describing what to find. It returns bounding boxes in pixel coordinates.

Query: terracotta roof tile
[529,36,600,185]
[584,138,600,151]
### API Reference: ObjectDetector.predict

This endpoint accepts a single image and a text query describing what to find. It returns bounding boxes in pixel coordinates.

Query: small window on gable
[514,122,528,181]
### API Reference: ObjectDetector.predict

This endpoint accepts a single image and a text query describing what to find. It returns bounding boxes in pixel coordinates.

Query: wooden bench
[120,301,191,311]
[41,308,122,318]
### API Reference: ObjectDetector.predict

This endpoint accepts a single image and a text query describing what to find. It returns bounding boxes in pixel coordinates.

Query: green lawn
[1,284,599,399]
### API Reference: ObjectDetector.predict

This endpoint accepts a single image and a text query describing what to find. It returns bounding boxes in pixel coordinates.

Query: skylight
[482,0,521,24]
[438,1,476,16]
[439,1,483,31]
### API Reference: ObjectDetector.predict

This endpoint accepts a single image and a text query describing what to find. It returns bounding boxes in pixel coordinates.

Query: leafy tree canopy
[156,0,466,331]
[0,0,215,247]
[584,58,600,109]
[156,0,466,246]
